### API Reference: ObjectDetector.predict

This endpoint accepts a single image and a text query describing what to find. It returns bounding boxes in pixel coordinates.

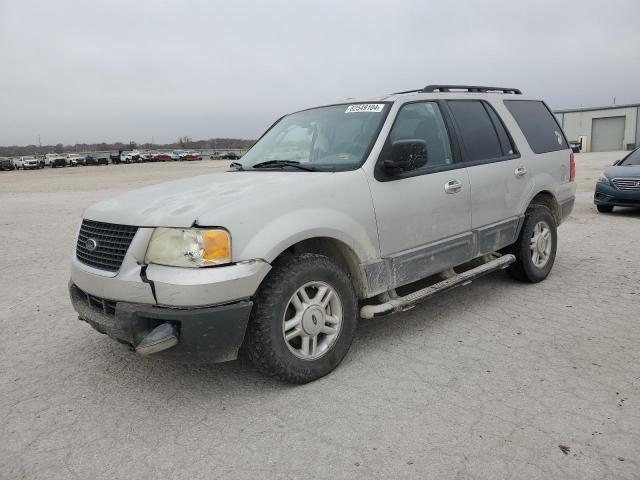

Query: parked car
[110,151,122,164]
[66,154,83,167]
[17,156,42,170]
[170,150,182,161]
[44,153,67,168]
[85,153,109,166]
[594,147,640,212]
[180,151,202,161]
[221,152,241,160]
[0,157,16,171]
[69,84,575,383]
[155,153,173,162]
[124,151,142,163]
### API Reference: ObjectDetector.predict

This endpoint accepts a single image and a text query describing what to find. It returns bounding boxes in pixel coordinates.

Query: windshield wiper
[229,161,244,171]
[251,160,316,171]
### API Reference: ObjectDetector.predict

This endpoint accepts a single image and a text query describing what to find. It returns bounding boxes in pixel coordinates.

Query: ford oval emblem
[85,238,98,252]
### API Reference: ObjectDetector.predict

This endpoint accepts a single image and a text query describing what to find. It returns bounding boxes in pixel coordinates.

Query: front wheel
[245,253,358,384]
[505,206,557,283]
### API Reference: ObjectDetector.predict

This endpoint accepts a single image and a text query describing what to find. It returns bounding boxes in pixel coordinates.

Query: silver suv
[69,85,576,383]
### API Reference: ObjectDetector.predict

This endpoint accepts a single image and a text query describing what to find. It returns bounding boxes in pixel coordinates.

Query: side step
[360,254,515,319]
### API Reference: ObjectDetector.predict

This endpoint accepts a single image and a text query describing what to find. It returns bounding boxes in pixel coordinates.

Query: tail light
[569,152,575,182]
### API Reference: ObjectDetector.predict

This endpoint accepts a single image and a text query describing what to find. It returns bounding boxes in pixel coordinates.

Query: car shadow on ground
[600,207,640,218]
[86,270,515,396]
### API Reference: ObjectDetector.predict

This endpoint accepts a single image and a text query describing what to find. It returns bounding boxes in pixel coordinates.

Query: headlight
[597,174,611,186]
[144,228,231,267]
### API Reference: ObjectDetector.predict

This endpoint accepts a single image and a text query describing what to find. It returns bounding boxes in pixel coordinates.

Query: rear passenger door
[445,100,529,253]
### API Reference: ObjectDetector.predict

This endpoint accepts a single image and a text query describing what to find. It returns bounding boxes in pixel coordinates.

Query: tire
[245,253,358,384]
[505,206,557,283]
[597,205,614,213]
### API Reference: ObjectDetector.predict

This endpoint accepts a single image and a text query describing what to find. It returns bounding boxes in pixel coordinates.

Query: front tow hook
[135,323,179,356]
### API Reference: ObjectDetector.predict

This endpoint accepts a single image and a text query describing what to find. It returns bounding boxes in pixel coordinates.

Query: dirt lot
[1,154,639,479]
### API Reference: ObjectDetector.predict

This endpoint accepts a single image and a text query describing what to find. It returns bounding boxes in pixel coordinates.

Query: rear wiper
[229,161,244,171]
[251,160,316,171]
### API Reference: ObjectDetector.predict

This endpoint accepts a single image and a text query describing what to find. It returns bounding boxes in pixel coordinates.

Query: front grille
[612,178,640,191]
[76,219,138,272]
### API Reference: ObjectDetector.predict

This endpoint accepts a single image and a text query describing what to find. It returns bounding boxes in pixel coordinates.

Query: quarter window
[388,102,453,172]
[504,100,568,154]
[447,100,507,162]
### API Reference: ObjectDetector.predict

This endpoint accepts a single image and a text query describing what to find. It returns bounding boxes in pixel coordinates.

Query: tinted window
[485,104,516,156]
[621,148,640,166]
[504,100,568,154]
[389,102,453,171]
[448,101,504,161]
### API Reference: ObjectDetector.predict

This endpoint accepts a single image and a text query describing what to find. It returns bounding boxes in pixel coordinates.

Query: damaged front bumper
[69,281,253,361]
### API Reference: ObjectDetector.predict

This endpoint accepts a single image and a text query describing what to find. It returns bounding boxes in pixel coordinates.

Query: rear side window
[447,100,510,162]
[504,100,568,153]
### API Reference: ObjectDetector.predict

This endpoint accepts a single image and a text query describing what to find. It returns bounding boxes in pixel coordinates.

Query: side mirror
[383,139,428,174]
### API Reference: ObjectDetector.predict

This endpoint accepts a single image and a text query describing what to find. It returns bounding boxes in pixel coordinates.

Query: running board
[360,254,515,319]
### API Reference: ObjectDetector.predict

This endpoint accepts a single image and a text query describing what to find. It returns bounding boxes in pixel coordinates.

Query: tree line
[0,137,255,157]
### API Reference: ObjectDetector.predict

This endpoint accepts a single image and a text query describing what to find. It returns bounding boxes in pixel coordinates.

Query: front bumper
[594,183,640,208]
[70,281,253,361]
[70,227,271,306]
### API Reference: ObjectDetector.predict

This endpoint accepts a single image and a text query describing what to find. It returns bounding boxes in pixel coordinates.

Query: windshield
[239,103,390,171]
[621,148,640,166]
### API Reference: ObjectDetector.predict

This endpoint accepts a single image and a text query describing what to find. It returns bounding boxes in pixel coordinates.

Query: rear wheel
[245,253,358,384]
[597,205,614,213]
[505,206,557,283]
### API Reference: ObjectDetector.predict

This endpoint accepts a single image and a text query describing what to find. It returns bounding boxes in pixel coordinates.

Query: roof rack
[393,84,522,95]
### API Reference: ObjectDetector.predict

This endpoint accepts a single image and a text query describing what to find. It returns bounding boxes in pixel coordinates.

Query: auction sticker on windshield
[345,104,385,113]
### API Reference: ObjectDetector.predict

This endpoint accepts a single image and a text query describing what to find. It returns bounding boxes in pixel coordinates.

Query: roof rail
[423,85,522,94]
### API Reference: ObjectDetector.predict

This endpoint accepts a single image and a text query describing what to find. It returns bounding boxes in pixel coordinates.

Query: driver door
[368,101,473,287]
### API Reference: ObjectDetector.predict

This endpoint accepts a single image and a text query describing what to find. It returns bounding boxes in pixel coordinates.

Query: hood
[83,170,334,227]
[604,164,640,178]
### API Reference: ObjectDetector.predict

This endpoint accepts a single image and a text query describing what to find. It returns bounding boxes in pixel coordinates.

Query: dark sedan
[85,154,109,166]
[0,157,15,171]
[594,147,640,212]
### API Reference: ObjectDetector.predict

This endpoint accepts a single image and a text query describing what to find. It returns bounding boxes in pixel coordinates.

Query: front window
[238,103,390,171]
[621,148,640,166]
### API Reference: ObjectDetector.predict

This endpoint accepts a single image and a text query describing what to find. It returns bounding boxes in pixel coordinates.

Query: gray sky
[1,0,639,146]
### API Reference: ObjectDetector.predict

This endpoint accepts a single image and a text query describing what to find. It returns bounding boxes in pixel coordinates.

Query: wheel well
[529,191,560,225]
[275,237,367,299]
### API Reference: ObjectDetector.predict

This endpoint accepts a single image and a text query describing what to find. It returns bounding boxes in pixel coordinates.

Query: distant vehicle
[17,156,42,170]
[222,152,241,160]
[66,154,82,167]
[170,150,182,161]
[140,152,155,162]
[0,157,15,171]
[125,151,142,163]
[85,153,109,166]
[155,153,172,162]
[180,151,202,161]
[44,153,67,168]
[109,151,122,164]
[595,147,640,213]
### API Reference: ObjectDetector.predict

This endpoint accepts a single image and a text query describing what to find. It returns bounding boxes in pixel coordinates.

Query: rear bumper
[69,281,253,362]
[594,183,640,207]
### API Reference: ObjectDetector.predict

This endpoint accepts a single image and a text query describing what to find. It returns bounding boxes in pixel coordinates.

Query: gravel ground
[1,154,638,479]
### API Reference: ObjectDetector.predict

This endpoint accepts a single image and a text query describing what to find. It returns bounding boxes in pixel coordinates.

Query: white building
[554,103,639,153]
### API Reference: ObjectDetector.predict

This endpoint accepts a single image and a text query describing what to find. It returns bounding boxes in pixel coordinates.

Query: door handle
[515,166,528,177]
[444,179,463,194]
